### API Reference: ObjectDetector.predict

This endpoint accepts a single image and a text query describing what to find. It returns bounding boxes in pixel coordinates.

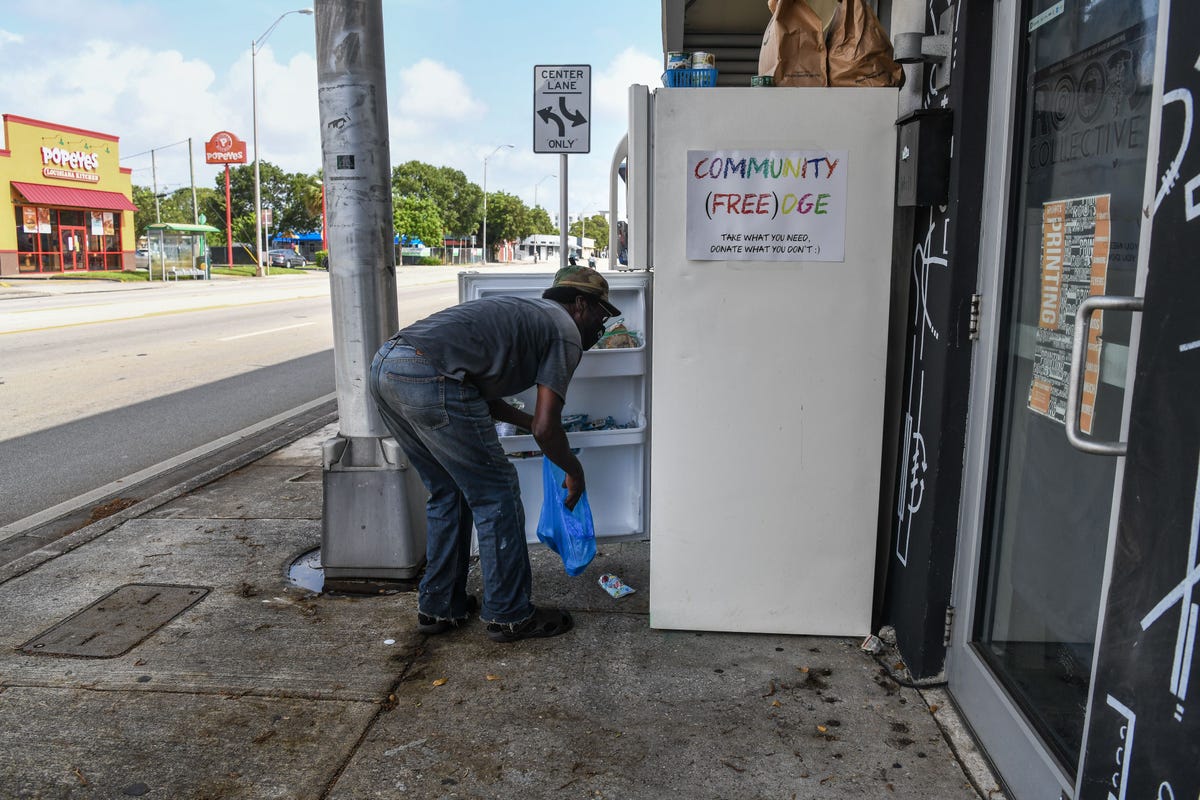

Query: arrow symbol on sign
[559,97,587,127]
[538,106,565,137]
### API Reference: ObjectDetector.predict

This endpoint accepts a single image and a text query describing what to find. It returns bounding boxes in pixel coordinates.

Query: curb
[0,406,338,588]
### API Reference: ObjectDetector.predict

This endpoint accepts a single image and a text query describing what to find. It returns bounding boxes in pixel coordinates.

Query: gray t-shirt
[399,296,582,400]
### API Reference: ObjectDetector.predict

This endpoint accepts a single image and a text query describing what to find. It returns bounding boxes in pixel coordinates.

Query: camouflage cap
[551,265,621,317]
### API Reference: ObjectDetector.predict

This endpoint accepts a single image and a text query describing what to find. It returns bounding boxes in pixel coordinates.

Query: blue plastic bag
[536,457,596,576]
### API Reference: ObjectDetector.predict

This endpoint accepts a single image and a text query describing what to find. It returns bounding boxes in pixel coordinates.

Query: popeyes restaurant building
[0,114,138,276]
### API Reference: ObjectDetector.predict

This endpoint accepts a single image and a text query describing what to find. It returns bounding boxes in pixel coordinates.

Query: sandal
[417,595,479,635]
[485,606,574,643]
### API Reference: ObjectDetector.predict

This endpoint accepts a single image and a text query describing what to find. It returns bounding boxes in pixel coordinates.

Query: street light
[595,209,609,263]
[481,143,514,264]
[533,174,556,209]
[252,7,313,277]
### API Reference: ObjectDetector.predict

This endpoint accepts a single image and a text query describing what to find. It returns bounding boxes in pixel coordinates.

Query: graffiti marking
[1139,451,1200,722]
[1152,88,1194,216]
[1104,694,1136,800]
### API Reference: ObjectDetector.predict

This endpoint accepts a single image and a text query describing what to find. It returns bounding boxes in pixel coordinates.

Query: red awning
[11,181,138,212]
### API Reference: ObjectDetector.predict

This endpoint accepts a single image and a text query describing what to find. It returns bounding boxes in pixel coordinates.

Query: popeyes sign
[42,147,101,183]
[205,131,247,165]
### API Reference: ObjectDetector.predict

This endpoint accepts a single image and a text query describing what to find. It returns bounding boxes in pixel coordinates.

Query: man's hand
[563,470,586,511]
[531,385,587,510]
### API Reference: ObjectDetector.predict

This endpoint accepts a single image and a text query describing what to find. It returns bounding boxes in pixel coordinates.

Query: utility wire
[120,139,191,161]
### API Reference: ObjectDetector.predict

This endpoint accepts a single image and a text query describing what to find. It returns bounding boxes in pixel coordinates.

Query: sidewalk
[0,404,998,798]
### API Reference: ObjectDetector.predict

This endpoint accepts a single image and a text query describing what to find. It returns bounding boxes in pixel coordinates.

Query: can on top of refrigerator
[690,51,716,69]
[751,75,775,87]
[666,52,690,70]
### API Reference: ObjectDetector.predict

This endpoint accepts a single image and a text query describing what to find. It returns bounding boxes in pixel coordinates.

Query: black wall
[880,0,992,679]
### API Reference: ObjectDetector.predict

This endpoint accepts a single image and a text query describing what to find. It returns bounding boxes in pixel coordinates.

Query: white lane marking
[1181,340,1200,352]
[219,322,315,341]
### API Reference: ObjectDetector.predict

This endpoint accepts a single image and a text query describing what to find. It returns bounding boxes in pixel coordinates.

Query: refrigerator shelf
[506,441,647,542]
[500,424,646,455]
[576,345,646,378]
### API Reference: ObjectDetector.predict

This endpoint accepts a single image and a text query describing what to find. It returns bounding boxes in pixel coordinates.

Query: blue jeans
[369,339,533,625]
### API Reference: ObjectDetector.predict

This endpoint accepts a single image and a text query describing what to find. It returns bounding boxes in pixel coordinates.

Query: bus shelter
[145,222,220,281]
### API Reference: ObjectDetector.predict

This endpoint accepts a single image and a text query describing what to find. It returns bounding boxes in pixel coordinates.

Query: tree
[482,191,532,249]
[133,186,221,241]
[285,171,323,236]
[209,162,321,245]
[394,196,444,247]
[391,161,483,239]
[528,206,556,236]
[569,214,610,253]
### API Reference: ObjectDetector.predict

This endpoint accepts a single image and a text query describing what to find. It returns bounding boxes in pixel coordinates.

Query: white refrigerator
[639,86,898,637]
[462,85,898,637]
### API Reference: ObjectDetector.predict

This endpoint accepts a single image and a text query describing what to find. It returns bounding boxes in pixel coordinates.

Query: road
[0,271,461,531]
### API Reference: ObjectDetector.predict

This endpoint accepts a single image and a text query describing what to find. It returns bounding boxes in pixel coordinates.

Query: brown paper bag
[828,0,904,87]
[759,0,828,87]
[758,0,904,88]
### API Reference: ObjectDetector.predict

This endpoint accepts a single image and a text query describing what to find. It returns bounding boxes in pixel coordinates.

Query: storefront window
[57,210,85,227]
[13,205,122,272]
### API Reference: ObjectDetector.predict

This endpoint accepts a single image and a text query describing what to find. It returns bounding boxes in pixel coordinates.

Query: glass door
[949,0,1159,796]
[59,225,86,271]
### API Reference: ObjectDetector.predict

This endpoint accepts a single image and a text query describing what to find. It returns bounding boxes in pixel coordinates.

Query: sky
[0,0,666,228]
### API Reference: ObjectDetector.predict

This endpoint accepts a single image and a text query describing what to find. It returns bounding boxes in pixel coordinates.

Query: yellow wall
[1,114,135,258]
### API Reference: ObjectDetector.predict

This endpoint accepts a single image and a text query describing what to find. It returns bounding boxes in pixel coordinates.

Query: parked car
[268,249,307,268]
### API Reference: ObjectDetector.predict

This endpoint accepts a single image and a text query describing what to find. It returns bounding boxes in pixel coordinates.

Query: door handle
[1065,295,1144,456]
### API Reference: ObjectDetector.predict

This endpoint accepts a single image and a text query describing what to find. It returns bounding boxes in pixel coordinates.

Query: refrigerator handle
[609,133,628,270]
[627,84,652,269]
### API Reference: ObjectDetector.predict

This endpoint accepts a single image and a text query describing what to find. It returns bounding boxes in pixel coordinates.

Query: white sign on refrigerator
[686,149,848,262]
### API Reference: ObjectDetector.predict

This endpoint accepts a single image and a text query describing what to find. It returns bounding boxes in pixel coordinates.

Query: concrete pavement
[0,416,1003,799]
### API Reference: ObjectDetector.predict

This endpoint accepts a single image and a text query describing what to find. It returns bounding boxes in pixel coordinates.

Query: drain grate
[18,583,209,658]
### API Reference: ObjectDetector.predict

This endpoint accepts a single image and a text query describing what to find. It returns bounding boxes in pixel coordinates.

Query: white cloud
[0,21,659,225]
[230,46,322,181]
[593,47,663,120]
[396,59,485,122]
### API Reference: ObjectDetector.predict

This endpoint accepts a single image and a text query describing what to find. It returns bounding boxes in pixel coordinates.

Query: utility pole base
[320,435,427,581]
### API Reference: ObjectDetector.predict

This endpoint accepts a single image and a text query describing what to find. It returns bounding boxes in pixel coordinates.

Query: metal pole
[316,0,424,583]
[559,153,568,267]
[480,144,513,266]
[482,157,488,264]
[151,150,161,223]
[188,137,198,225]
[252,10,313,279]
[224,165,234,267]
[252,39,264,277]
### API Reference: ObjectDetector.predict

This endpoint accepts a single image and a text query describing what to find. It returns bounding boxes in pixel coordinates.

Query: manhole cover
[19,583,209,658]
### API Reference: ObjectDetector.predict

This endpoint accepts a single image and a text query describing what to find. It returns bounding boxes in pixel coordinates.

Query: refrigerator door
[457,270,652,543]
[647,88,897,636]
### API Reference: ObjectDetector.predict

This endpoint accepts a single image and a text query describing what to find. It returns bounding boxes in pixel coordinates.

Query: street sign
[533,64,591,154]
[204,131,247,165]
